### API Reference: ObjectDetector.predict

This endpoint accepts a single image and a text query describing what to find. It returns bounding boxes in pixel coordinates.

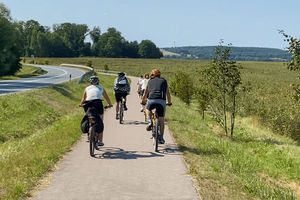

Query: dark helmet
[118,72,125,77]
[90,76,99,85]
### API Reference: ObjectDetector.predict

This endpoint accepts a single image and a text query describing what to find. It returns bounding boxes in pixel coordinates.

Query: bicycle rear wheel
[119,103,124,124]
[153,119,159,152]
[89,126,96,157]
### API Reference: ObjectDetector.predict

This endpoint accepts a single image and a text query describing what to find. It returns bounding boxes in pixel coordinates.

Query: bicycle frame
[150,109,160,152]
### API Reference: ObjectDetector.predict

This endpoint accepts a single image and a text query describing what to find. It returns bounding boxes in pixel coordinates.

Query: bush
[86,60,92,67]
[44,60,49,65]
[170,71,194,105]
[104,64,109,71]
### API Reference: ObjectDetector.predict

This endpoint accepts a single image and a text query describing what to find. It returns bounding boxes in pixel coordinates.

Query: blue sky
[1,0,300,49]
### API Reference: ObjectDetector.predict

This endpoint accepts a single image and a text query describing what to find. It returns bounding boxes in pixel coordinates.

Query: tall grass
[167,97,299,199]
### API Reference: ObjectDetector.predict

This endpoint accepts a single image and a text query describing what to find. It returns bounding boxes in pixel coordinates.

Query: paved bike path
[32,76,199,200]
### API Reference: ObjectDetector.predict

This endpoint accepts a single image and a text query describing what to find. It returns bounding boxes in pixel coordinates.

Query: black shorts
[148,103,165,117]
[83,99,104,115]
[115,92,127,102]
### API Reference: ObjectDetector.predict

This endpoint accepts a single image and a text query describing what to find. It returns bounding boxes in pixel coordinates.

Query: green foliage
[170,71,194,105]
[89,26,101,44]
[202,42,242,136]
[104,64,109,71]
[138,40,163,59]
[280,30,300,102]
[0,3,22,76]
[86,60,92,67]
[195,84,212,119]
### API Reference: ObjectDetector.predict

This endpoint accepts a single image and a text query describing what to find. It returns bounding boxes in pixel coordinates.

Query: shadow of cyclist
[94,147,164,159]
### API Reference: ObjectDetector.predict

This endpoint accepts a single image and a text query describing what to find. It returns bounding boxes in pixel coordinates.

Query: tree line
[163,46,291,61]
[0,3,162,76]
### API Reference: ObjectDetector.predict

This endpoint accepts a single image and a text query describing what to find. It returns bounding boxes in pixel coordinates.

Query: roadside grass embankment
[167,97,300,200]
[0,65,46,80]
[0,74,115,200]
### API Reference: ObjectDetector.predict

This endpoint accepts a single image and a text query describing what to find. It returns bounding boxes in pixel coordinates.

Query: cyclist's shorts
[146,99,166,117]
[115,92,127,102]
[83,99,104,115]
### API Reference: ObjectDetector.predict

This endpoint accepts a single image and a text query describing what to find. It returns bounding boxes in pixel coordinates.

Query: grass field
[0,65,46,80]
[167,97,299,199]
[20,57,300,199]
[0,74,115,200]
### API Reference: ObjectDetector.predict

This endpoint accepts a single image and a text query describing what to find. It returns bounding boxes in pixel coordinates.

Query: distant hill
[162,46,291,61]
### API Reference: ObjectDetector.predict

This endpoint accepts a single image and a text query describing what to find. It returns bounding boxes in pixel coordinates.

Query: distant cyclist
[140,73,149,112]
[137,75,143,97]
[81,76,113,147]
[142,69,172,144]
[114,72,130,119]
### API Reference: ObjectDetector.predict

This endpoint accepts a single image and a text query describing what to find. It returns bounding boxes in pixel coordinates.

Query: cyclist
[137,75,143,97]
[114,72,130,119]
[141,69,172,144]
[140,73,149,112]
[81,76,113,147]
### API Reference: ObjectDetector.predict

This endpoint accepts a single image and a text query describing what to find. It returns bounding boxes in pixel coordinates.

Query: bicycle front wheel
[154,119,159,152]
[119,104,124,124]
[89,126,96,157]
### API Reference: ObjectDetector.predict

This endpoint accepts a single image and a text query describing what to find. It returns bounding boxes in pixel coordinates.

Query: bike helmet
[118,72,125,77]
[90,76,99,85]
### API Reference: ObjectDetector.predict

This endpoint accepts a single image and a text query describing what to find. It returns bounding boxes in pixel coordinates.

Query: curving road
[0,65,86,95]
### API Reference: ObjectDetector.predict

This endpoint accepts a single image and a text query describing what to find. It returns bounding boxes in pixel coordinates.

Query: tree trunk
[223,90,227,135]
[230,95,236,138]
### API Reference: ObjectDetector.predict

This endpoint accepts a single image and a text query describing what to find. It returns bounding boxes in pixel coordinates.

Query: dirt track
[32,76,199,200]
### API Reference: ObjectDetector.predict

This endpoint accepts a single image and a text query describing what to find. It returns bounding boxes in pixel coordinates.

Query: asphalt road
[31,76,200,200]
[0,65,86,95]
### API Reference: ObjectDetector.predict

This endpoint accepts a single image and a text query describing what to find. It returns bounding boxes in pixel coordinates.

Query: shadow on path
[94,147,164,159]
[122,120,148,125]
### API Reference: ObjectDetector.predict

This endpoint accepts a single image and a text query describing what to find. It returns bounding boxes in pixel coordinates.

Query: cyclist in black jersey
[142,69,172,144]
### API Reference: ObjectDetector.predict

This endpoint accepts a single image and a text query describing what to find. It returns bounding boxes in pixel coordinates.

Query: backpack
[115,76,129,92]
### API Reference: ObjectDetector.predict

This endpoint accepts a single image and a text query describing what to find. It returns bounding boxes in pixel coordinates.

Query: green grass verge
[0,73,115,200]
[0,65,47,80]
[166,97,299,200]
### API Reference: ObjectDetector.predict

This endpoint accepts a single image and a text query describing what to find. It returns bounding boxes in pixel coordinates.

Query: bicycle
[142,102,172,152]
[149,108,160,152]
[81,102,111,157]
[119,96,126,124]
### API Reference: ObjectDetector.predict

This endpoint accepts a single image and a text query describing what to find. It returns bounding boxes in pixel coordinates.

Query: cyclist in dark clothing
[114,72,130,119]
[142,69,172,144]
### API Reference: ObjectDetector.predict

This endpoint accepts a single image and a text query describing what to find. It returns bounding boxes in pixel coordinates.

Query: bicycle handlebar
[104,105,113,109]
[141,102,172,106]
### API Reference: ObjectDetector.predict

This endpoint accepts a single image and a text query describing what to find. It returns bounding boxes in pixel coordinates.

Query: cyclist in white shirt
[81,76,113,147]
[140,73,149,111]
